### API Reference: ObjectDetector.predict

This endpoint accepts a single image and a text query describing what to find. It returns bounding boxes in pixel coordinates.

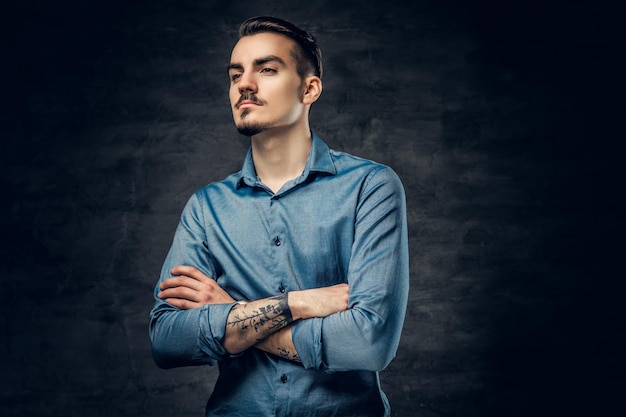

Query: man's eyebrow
[227,63,243,73]
[254,55,287,67]
[227,55,287,73]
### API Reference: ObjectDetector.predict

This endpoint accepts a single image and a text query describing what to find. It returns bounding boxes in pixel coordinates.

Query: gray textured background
[1,0,622,416]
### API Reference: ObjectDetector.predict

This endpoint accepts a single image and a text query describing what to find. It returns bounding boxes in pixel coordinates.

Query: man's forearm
[222,284,349,355]
[255,326,301,363]
[223,293,293,354]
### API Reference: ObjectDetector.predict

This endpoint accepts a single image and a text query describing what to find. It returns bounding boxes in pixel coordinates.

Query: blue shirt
[150,133,409,417]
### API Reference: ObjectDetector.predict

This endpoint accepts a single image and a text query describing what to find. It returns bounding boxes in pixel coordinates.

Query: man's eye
[261,68,276,74]
[231,73,242,82]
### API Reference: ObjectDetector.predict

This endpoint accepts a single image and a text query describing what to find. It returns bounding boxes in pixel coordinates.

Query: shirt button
[279,285,285,293]
[274,236,281,246]
[281,374,288,383]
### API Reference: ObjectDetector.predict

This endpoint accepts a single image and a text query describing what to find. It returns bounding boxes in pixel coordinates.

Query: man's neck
[250,125,312,194]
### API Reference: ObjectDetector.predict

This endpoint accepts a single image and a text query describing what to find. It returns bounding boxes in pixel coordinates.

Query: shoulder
[329,147,386,171]
[183,171,242,212]
[195,171,241,196]
[329,148,404,190]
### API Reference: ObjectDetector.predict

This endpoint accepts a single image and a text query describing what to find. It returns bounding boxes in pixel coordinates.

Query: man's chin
[236,123,265,137]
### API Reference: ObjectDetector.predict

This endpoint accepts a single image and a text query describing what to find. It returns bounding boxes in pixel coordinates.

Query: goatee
[236,122,264,137]
[235,93,267,136]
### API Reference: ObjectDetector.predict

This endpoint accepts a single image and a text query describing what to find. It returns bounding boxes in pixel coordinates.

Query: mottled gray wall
[1,0,621,416]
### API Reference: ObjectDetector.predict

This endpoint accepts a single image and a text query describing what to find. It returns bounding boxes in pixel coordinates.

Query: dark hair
[238,16,323,79]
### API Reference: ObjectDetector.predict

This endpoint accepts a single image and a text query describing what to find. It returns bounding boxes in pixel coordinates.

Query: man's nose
[238,72,257,93]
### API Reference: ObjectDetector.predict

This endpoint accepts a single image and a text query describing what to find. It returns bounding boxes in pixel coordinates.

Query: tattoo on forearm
[227,294,293,338]
[277,346,301,363]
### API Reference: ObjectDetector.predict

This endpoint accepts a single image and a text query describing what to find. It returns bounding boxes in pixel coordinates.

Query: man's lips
[237,100,261,109]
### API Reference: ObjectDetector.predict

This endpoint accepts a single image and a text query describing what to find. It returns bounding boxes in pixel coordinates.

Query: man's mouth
[238,100,260,109]
[236,94,263,109]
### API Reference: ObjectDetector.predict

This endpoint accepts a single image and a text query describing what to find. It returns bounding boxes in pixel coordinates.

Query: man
[150,16,409,416]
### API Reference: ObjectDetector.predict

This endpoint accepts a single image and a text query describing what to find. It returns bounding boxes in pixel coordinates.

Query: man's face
[228,32,306,136]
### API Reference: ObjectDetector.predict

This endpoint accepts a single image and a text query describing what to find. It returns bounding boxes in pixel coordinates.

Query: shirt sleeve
[292,166,410,372]
[149,192,237,368]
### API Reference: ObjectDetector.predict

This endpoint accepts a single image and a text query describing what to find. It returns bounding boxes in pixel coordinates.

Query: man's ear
[302,76,322,105]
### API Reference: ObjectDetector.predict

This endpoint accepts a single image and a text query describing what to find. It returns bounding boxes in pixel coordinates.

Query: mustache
[236,93,264,108]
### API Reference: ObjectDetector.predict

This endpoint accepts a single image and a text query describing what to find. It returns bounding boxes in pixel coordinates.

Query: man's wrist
[224,293,293,354]
[287,291,305,321]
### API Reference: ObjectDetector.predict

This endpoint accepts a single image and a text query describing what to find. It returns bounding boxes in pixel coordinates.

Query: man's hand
[158,265,235,309]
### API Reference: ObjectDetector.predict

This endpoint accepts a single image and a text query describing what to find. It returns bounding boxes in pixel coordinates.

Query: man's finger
[164,298,200,310]
[160,275,205,291]
[158,286,200,302]
[170,265,215,284]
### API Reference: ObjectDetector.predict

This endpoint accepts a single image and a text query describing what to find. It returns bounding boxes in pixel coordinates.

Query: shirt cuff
[292,317,324,370]
[197,302,241,362]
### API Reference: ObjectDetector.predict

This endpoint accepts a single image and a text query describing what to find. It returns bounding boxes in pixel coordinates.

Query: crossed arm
[152,167,408,371]
[158,265,349,361]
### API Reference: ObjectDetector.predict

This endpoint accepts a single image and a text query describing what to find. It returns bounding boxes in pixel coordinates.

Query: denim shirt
[150,133,409,416]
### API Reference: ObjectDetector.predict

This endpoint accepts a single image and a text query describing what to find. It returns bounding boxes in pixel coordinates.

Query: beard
[235,111,267,137]
[236,121,265,137]
[234,93,270,137]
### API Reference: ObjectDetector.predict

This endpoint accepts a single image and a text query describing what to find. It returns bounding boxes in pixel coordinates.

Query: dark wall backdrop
[2,0,622,416]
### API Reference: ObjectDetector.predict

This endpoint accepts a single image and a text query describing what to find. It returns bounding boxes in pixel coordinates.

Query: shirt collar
[236,132,337,189]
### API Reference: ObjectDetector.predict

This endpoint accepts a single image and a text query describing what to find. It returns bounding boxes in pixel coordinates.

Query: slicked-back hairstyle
[238,16,323,80]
